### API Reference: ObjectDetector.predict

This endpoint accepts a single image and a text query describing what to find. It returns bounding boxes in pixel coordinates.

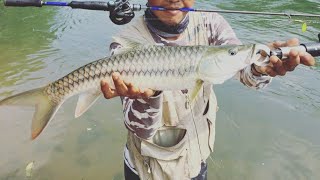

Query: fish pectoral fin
[190,79,204,102]
[75,91,101,118]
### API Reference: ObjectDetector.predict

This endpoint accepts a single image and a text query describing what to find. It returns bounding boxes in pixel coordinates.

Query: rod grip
[4,0,42,7]
[271,43,320,59]
[301,42,320,57]
[68,1,109,11]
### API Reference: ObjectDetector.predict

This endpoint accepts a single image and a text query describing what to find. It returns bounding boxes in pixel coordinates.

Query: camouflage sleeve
[236,65,272,89]
[121,95,163,139]
[110,42,163,139]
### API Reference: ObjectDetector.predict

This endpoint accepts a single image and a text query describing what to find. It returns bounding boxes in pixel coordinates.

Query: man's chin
[160,16,185,26]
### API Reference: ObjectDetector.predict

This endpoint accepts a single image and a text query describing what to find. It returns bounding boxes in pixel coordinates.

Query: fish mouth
[251,44,271,66]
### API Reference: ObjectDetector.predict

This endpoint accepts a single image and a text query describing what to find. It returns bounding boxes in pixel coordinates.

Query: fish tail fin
[0,87,60,140]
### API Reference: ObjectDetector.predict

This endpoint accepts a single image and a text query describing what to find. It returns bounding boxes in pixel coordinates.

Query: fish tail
[0,87,60,140]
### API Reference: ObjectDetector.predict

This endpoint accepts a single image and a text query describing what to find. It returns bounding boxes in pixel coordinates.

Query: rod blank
[4,0,320,18]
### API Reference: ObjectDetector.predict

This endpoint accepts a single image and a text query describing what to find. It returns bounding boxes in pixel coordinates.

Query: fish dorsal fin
[113,36,144,49]
[75,90,101,118]
[112,35,154,54]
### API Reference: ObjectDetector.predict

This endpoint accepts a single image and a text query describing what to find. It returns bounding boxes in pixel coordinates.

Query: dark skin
[256,38,315,77]
[101,1,316,100]
[100,72,155,99]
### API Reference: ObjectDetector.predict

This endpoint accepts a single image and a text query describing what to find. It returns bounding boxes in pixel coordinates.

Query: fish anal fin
[75,91,101,118]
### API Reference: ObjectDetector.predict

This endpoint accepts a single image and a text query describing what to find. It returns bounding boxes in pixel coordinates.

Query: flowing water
[0,0,320,179]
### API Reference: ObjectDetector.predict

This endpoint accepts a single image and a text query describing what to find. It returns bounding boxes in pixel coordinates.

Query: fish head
[198,44,257,83]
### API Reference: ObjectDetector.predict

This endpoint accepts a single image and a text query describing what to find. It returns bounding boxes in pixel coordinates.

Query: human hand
[252,38,316,77]
[100,72,155,99]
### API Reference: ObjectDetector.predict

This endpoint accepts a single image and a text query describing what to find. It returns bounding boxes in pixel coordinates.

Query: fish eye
[228,48,238,56]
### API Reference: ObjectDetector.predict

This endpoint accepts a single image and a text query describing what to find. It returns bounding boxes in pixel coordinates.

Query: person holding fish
[0,0,317,178]
[99,0,316,179]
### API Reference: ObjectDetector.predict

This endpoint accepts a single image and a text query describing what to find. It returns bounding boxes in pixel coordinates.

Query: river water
[0,0,320,179]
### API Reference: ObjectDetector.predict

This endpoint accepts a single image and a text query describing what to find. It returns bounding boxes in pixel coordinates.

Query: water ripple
[262,130,320,179]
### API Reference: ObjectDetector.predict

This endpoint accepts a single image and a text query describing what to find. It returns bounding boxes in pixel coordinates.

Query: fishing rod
[4,0,320,60]
[147,7,320,18]
[4,0,320,25]
[4,0,138,25]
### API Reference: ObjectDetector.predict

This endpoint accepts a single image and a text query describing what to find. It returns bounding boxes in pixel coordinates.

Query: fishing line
[6,0,319,34]
[136,16,312,34]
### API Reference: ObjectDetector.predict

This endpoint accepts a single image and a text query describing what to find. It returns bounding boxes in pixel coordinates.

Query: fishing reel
[3,0,137,25]
[108,0,135,25]
[4,0,320,25]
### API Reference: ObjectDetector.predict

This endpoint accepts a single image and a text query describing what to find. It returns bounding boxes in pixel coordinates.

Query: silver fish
[0,40,270,140]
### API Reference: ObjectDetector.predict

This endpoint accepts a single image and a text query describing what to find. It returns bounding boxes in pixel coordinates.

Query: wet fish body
[47,45,207,103]
[0,43,267,139]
